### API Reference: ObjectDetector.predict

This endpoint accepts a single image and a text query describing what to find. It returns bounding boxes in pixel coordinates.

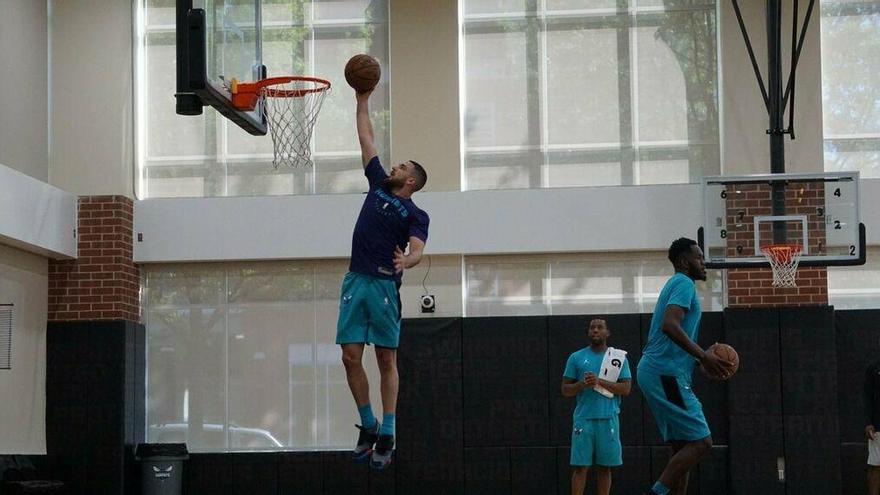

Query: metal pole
[767,0,787,243]
[175,0,203,115]
[767,0,785,173]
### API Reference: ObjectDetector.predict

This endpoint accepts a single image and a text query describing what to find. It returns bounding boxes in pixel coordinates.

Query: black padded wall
[463,316,549,448]
[780,307,840,494]
[44,320,145,495]
[836,310,878,444]
[397,317,464,494]
[835,309,880,495]
[840,442,868,495]
[464,447,509,494]
[724,308,786,495]
[277,452,322,494]
[43,309,873,494]
[185,453,234,495]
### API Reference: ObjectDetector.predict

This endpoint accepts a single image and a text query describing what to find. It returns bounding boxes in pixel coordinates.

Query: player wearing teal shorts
[561,318,632,495]
[338,88,430,470]
[639,238,732,495]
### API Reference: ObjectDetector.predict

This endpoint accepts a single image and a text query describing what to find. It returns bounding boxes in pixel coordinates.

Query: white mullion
[223,270,231,451]
[459,0,469,191]
[629,10,641,185]
[539,3,551,188]
[312,264,319,448]
[308,1,318,194]
[545,258,553,315]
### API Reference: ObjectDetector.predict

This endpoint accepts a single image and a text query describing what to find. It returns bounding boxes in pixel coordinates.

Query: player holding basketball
[336,87,429,471]
[639,238,732,495]
[561,318,631,495]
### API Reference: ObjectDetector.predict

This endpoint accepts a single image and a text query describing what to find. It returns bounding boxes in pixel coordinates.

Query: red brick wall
[723,182,829,308]
[48,196,140,322]
[727,266,828,307]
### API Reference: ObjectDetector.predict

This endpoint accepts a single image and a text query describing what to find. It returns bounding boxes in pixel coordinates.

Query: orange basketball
[345,54,381,93]
[708,342,739,377]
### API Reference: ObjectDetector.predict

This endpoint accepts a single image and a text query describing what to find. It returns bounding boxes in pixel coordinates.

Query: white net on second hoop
[261,78,330,168]
[761,245,803,288]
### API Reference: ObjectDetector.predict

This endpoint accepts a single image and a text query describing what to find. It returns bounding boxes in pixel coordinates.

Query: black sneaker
[370,434,394,470]
[353,423,379,462]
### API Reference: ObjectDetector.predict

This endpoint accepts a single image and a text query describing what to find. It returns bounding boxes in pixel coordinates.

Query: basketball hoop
[761,244,802,288]
[231,76,331,168]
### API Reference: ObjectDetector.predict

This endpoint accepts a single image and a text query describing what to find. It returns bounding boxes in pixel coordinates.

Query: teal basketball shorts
[570,416,623,467]
[335,272,401,349]
[638,367,711,442]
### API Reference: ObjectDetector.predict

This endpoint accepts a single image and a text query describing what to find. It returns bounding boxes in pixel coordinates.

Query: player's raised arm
[356,91,379,168]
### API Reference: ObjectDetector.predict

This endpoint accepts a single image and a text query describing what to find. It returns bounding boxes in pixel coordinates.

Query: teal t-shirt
[563,347,631,421]
[639,272,702,376]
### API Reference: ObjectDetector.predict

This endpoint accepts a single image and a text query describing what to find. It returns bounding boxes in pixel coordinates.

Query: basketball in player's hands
[345,54,381,93]
[704,342,739,380]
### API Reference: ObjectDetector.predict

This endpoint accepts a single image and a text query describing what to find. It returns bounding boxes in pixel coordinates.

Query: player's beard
[382,175,405,189]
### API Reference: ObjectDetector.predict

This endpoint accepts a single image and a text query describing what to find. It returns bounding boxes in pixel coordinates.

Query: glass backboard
[176,0,267,135]
[699,172,866,268]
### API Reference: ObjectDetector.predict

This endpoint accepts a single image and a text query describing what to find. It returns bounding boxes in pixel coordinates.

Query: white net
[261,78,330,168]
[761,245,802,288]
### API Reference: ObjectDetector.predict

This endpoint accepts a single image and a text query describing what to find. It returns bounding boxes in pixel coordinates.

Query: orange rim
[761,244,802,262]
[231,76,331,110]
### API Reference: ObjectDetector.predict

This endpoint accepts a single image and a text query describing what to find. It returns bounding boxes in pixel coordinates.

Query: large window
[829,247,880,309]
[144,252,718,451]
[821,1,880,178]
[144,261,374,451]
[136,0,389,198]
[465,252,723,316]
[822,1,880,307]
[144,257,463,451]
[460,0,720,190]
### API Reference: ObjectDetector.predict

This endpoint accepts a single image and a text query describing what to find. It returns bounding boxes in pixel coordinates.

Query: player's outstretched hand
[699,350,734,381]
[393,246,406,273]
[356,88,374,101]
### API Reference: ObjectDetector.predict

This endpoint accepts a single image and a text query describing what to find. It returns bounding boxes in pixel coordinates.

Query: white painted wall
[0,0,48,181]
[48,0,134,197]
[720,0,825,175]
[390,0,461,191]
[0,245,48,454]
[133,184,700,263]
[0,1,51,455]
[0,164,78,259]
[134,180,880,264]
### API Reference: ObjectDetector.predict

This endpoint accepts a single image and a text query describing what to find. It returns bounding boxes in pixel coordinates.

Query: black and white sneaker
[353,423,379,462]
[370,434,394,470]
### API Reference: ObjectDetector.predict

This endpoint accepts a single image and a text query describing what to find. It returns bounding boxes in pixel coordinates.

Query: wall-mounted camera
[420,294,435,313]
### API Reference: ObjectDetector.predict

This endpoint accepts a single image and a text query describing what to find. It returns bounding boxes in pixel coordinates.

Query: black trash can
[135,443,188,495]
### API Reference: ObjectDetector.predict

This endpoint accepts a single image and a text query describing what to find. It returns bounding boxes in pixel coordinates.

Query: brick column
[44,195,144,494]
[48,195,140,322]
[726,267,828,307]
